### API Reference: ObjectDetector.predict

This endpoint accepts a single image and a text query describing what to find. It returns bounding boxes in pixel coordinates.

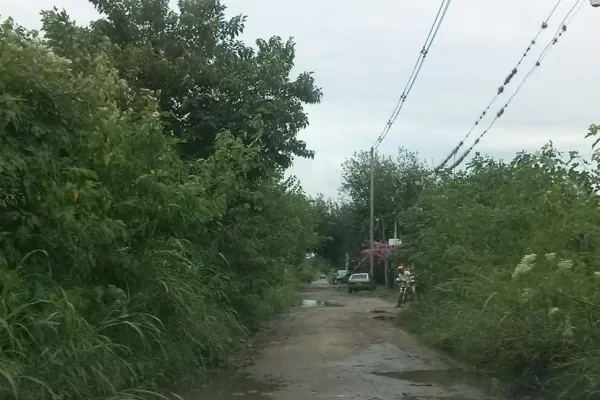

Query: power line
[373,0,452,150]
[369,1,453,280]
[444,0,585,172]
[435,0,567,171]
[388,0,587,237]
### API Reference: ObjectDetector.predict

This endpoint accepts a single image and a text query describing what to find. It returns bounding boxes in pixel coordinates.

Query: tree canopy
[43,0,322,172]
[0,4,322,398]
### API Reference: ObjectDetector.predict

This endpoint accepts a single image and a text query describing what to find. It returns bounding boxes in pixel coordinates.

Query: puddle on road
[301,299,343,307]
[368,309,388,314]
[372,368,483,389]
[399,396,479,400]
[372,368,505,399]
[179,371,283,400]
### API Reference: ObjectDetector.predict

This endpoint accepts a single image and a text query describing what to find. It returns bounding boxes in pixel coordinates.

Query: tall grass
[400,146,600,399]
[0,20,316,399]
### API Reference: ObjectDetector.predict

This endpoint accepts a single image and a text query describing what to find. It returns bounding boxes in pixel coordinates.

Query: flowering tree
[360,241,393,265]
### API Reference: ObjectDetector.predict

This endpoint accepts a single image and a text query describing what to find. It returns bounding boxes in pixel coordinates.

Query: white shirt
[397,271,415,284]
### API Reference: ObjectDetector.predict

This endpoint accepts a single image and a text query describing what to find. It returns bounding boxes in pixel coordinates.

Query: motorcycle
[396,273,417,306]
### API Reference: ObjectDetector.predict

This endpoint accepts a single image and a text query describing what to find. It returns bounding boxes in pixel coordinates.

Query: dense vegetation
[0,0,323,398]
[320,135,600,398]
[2,0,598,398]
[399,142,600,398]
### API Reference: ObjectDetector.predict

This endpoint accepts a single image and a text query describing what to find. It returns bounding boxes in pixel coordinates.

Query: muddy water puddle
[324,341,507,400]
[369,368,502,400]
[179,371,282,400]
[372,368,485,389]
[301,299,344,307]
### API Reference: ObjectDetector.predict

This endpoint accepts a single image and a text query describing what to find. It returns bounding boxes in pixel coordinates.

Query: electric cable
[373,0,452,149]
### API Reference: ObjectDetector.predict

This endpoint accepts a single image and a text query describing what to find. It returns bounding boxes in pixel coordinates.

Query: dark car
[338,272,352,284]
[332,270,352,284]
[347,273,375,293]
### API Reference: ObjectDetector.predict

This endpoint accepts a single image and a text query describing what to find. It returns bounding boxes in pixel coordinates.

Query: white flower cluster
[512,254,536,279]
[543,252,574,272]
[557,259,573,271]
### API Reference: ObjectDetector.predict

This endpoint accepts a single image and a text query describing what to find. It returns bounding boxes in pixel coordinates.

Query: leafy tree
[339,147,430,260]
[0,13,319,399]
[309,194,348,267]
[42,0,323,173]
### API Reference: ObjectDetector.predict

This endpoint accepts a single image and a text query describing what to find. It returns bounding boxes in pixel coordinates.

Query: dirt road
[190,280,506,400]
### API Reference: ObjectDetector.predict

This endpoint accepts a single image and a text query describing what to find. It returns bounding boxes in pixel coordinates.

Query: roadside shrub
[294,259,322,284]
[400,145,600,398]
[0,19,316,400]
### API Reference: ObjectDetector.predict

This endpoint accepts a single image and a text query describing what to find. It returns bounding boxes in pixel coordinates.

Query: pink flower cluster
[360,241,393,265]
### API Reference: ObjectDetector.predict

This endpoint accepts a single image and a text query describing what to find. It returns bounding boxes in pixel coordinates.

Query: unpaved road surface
[190,280,506,400]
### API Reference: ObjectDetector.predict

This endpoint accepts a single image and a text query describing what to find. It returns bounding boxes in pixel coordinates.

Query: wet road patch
[301,299,344,307]
[371,368,504,399]
[181,371,283,400]
[372,368,482,388]
[399,396,479,400]
[371,314,395,321]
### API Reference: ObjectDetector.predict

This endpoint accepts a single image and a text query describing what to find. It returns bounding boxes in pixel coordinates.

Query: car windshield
[349,273,368,281]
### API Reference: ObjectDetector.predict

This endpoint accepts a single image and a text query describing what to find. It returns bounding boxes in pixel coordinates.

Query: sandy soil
[191,280,506,400]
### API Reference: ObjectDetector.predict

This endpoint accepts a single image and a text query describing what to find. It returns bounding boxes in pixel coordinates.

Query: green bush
[293,258,328,284]
[0,19,316,400]
[400,145,600,398]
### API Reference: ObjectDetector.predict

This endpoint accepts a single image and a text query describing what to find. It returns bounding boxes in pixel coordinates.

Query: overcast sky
[2,0,598,198]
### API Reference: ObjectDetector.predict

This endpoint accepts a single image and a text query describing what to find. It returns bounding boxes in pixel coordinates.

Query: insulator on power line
[437,0,582,172]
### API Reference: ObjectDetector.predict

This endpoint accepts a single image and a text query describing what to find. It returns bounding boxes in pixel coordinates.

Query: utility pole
[382,218,388,288]
[369,147,375,278]
[393,220,398,289]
